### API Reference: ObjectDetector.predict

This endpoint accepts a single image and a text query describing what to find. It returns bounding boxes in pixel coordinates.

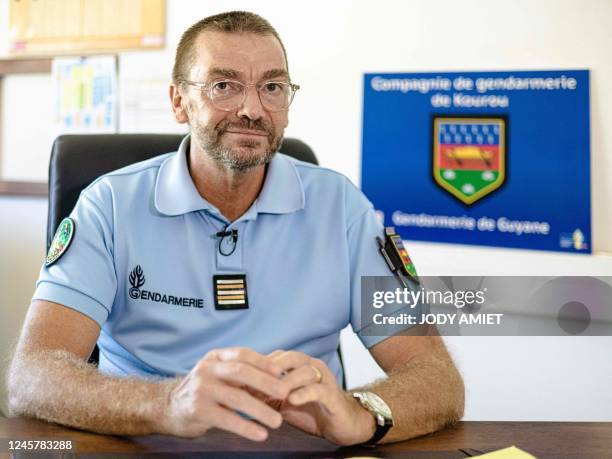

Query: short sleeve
[345,185,422,348]
[33,181,117,327]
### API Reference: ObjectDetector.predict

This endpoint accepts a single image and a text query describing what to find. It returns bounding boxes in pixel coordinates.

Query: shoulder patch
[46,218,75,266]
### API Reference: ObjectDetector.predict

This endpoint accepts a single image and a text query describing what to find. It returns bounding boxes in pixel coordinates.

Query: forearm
[7,349,178,435]
[359,352,464,443]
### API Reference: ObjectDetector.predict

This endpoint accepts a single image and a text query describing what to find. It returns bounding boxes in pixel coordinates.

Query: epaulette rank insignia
[376,226,419,287]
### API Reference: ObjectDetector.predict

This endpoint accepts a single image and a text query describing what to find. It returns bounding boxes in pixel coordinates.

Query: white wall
[0,196,47,416]
[1,0,611,419]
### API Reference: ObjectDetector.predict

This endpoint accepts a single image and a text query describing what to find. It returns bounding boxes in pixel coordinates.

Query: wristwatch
[352,391,394,445]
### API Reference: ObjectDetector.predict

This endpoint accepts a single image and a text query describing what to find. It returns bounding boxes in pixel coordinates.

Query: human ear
[169,84,189,124]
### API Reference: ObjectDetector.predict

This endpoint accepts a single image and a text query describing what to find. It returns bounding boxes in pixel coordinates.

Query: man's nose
[236,86,264,120]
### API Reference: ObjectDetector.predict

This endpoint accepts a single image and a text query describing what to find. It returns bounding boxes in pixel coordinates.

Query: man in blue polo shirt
[9,11,464,446]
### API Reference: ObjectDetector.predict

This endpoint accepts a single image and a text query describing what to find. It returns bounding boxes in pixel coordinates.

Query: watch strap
[363,414,392,446]
[353,392,394,446]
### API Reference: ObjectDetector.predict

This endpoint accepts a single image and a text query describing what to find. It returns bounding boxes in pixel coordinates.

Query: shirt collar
[155,135,215,216]
[155,135,305,218]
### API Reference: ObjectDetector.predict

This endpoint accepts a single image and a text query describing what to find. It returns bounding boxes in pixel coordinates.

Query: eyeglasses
[180,79,300,112]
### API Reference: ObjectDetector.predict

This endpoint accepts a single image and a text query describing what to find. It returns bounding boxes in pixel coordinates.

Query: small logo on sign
[559,229,588,251]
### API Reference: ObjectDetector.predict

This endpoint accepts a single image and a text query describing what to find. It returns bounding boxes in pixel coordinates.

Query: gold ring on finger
[309,365,323,384]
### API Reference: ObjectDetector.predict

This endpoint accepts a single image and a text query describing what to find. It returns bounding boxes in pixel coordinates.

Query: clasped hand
[163,347,375,445]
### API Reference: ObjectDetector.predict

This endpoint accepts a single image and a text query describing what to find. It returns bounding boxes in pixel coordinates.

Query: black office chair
[46,134,346,387]
[47,134,318,248]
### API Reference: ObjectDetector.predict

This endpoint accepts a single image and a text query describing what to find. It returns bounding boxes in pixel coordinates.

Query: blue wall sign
[361,70,591,253]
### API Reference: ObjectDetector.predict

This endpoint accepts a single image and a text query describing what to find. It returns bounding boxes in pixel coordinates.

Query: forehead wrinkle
[192,32,288,83]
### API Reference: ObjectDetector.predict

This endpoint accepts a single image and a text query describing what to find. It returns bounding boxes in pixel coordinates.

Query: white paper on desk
[52,56,118,134]
[475,445,537,458]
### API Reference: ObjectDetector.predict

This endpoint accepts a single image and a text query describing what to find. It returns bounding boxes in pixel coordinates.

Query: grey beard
[193,120,283,172]
[204,141,278,172]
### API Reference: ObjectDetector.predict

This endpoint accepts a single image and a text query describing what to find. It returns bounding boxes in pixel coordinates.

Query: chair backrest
[47,134,317,249]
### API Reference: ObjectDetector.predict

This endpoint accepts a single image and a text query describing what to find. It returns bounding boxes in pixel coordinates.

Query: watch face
[363,392,393,420]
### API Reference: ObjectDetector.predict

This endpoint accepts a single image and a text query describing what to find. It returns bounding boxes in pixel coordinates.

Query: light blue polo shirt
[34,135,411,382]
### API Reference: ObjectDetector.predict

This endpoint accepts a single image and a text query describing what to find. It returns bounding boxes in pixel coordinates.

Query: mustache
[216,119,272,136]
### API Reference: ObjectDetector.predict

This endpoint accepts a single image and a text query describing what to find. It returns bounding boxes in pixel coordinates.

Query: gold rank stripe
[217,295,244,300]
[217,290,244,295]
[218,299,246,305]
[217,285,244,290]
[216,279,245,285]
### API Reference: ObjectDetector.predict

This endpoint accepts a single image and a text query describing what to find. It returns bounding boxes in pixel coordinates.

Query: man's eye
[263,82,281,93]
[212,81,241,92]
[213,81,230,91]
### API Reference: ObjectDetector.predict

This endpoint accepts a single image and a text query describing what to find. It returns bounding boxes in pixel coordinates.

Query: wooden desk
[1,417,611,458]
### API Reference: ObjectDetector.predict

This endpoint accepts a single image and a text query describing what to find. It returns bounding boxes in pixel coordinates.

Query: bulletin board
[8,0,165,56]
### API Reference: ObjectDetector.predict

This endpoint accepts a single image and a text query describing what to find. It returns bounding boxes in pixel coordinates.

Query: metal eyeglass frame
[180,78,300,112]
